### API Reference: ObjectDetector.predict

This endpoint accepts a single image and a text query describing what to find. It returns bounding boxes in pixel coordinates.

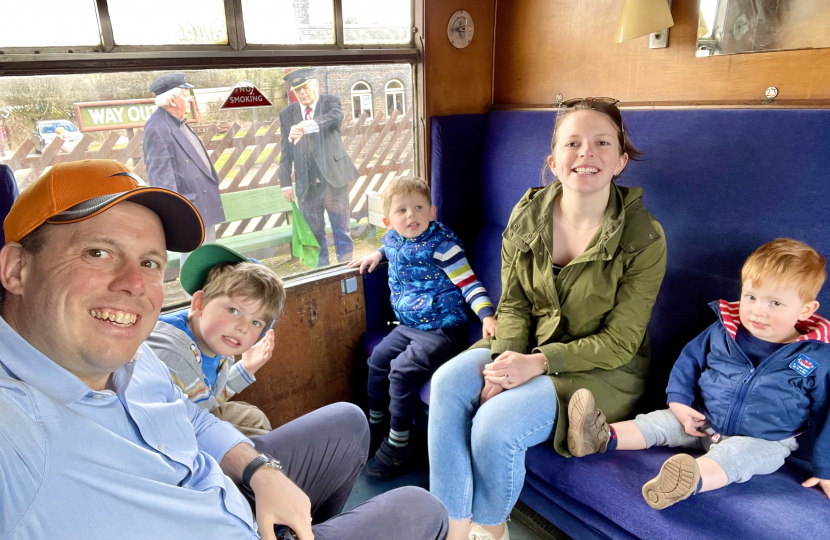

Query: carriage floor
[343,440,552,539]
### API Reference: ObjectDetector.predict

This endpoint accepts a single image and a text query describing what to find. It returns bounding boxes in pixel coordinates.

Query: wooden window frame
[0,0,419,75]
[1,0,427,282]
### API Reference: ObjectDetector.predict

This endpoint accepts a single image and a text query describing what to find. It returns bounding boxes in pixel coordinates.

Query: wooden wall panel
[425,0,497,117]
[234,271,366,428]
[494,0,830,105]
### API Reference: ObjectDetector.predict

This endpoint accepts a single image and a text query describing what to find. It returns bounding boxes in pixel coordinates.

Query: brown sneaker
[567,388,610,457]
[642,454,700,510]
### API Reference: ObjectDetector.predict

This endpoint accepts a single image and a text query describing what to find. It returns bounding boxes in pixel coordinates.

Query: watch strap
[242,453,280,492]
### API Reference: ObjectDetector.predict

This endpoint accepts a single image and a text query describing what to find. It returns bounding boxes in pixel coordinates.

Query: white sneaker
[468,522,510,540]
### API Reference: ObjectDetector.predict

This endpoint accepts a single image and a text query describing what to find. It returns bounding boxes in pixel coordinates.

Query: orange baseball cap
[4,159,204,252]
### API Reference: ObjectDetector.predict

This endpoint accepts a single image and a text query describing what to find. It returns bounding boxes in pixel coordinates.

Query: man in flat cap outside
[143,73,224,263]
[0,159,448,540]
[279,68,358,267]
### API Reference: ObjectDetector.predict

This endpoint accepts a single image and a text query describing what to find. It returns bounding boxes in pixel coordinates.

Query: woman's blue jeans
[428,348,558,525]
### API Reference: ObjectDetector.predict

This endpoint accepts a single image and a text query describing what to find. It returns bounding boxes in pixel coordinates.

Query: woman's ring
[505,374,511,384]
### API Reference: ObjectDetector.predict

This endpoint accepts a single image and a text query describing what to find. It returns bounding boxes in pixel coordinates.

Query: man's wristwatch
[241,453,283,494]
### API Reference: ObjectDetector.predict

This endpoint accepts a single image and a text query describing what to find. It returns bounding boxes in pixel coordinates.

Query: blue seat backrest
[430,108,830,461]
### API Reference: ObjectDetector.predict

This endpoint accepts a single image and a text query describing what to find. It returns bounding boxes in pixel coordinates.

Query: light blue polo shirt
[0,315,258,540]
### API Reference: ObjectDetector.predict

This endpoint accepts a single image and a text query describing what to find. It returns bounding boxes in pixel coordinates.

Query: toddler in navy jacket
[350,176,496,478]
[567,238,830,508]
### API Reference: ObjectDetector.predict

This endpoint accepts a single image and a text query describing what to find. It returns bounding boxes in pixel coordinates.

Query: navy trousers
[298,170,353,267]
[367,324,469,431]
[250,402,448,539]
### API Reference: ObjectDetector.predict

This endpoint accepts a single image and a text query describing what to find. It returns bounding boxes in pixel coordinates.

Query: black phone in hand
[275,525,298,540]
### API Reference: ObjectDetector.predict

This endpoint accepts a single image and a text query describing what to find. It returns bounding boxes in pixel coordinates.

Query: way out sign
[220,84,274,109]
[74,99,197,132]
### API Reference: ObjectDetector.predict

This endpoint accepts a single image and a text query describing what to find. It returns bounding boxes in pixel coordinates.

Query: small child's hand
[347,251,383,274]
[240,328,275,375]
[802,477,830,500]
[669,402,707,437]
[481,315,497,338]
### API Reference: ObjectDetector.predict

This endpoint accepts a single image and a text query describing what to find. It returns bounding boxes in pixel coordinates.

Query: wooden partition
[234,268,366,428]
[493,0,830,106]
[424,0,497,117]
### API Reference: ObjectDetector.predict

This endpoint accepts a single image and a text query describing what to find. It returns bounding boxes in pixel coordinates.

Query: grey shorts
[631,409,799,485]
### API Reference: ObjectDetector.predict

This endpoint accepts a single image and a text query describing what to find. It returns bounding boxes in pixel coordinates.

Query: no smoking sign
[220,83,274,109]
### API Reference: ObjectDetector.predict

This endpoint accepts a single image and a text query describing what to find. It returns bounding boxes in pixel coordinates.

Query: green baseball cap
[180,243,247,295]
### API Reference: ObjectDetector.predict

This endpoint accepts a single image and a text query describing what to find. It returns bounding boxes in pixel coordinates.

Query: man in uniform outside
[279,68,358,267]
[143,73,224,258]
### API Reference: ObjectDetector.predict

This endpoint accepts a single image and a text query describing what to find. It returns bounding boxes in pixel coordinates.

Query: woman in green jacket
[428,99,667,540]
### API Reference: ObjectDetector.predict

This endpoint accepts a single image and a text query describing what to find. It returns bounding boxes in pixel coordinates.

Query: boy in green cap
[146,244,285,436]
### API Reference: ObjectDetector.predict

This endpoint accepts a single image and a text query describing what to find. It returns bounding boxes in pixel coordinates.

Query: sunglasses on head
[557,97,620,109]
[552,96,626,142]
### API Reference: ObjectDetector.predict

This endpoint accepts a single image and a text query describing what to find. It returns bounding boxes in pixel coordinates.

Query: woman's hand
[347,251,383,273]
[480,380,504,405]
[482,351,546,390]
[481,315,497,338]
[668,402,707,437]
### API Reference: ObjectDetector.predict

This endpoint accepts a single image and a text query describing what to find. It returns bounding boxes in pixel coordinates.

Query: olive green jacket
[471,182,667,456]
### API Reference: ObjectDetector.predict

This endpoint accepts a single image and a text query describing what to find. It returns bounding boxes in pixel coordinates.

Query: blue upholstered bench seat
[362,109,830,539]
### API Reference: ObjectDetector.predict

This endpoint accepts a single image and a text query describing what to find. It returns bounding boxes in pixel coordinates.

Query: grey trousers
[250,402,448,540]
[632,409,799,485]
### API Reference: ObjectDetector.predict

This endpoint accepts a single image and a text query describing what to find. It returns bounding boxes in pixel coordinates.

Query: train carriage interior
[2,1,830,539]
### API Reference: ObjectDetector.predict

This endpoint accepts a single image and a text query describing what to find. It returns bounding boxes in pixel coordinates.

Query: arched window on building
[351,81,373,120]
[385,79,405,117]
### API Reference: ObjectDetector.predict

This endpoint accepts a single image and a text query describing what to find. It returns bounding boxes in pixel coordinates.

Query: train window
[351,82,374,120]
[1,1,420,308]
[241,0,335,45]
[107,0,229,45]
[342,0,411,45]
[0,3,100,47]
[385,80,405,117]
[0,64,414,308]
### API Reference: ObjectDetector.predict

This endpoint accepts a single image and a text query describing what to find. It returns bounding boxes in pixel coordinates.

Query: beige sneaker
[642,453,700,510]
[468,523,510,540]
[567,388,610,457]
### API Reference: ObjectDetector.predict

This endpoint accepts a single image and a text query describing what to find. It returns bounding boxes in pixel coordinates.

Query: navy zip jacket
[666,300,830,478]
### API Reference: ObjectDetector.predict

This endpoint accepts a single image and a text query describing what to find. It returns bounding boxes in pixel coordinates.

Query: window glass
[342,0,411,44]
[107,0,228,45]
[242,0,334,45]
[385,80,405,117]
[350,81,373,120]
[0,2,100,47]
[0,64,414,307]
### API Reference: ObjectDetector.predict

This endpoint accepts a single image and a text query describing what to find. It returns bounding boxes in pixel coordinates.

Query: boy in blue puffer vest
[567,238,830,508]
[349,176,497,478]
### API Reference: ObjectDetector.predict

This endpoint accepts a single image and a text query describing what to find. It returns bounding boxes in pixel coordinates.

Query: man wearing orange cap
[0,160,447,540]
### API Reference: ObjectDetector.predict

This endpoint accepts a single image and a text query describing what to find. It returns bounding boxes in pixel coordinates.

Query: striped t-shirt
[433,241,495,320]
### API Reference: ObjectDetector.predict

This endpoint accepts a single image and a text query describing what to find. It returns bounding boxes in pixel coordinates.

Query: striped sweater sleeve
[434,240,496,320]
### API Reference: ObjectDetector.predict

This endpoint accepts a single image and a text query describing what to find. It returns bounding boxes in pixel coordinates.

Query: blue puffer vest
[383,222,468,331]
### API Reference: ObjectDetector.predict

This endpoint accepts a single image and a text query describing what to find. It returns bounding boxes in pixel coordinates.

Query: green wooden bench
[166,185,354,270]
